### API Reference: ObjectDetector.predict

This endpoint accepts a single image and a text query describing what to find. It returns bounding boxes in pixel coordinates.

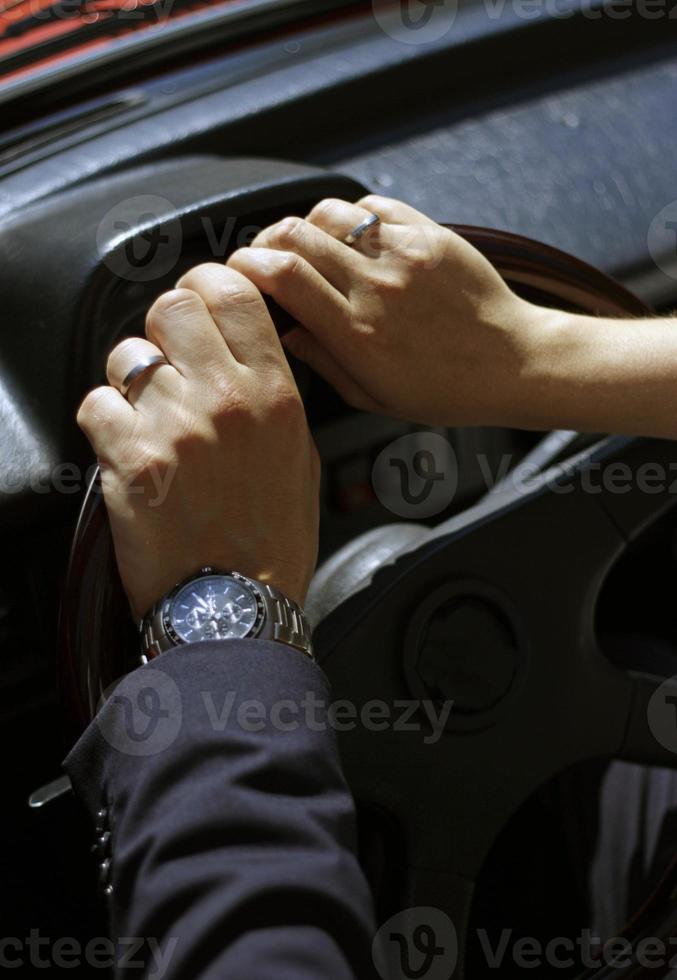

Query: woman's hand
[77,265,320,620]
[227,195,545,429]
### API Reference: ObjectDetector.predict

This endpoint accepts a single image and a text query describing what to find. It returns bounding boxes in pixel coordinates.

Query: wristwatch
[139,567,313,663]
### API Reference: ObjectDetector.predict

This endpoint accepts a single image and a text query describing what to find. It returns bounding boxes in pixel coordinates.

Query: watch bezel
[161,567,266,646]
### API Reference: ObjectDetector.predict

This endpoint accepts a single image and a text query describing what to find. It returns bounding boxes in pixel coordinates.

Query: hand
[77,265,320,620]
[227,195,544,429]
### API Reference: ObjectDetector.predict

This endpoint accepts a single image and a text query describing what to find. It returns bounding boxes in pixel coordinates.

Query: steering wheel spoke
[313,430,677,973]
[61,222,677,977]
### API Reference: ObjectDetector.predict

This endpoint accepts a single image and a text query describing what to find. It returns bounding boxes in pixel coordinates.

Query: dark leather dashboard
[0,2,675,297]
[2,0,677,950]
[1,6,675,528]
[0,156,365,528]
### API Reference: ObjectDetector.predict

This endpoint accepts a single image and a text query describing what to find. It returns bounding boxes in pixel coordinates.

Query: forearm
[509,305,677,438]
[64,642,376,980]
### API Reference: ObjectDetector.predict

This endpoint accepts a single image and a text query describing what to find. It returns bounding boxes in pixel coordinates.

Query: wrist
[139,567,314,662]
[463,296,560,430]
[129,560,312,625]
[496,301,586,431]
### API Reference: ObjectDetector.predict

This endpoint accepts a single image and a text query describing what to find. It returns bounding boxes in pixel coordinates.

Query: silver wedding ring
[344,212,380,246]
[120,354,169,398]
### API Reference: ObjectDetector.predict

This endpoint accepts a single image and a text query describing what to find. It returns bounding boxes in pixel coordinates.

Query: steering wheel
[60,225,677,978]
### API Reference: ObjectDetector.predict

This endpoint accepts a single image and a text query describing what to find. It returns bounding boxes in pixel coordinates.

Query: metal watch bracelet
[140,577,314,662]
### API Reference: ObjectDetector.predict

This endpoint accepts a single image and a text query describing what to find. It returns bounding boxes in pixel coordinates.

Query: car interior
[3,0,677,975]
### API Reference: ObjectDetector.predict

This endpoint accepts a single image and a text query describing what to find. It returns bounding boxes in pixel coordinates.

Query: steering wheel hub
[405,583,522,722]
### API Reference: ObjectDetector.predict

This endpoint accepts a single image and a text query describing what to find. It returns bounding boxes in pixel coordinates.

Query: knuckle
[207,380,250,426]
[270,216,305,248]
[171,424,207,460]
[369,268,405,296]
[273,251,303,282]
[138,443,175,473]
[211,400,251,436]
[125,441,177,483]
[399,248,430,273]
[77,387,107,427]
[355,319,385,352]
[205,283,263,319]
[307,197,341,224]
[268,380,305,423]
[147,288,200,328]
[177,262,211,285]
[403,227,446,264]
[188,264,263,310]
[168,400,197,438]
[106,336,138,376]
[226,247,249,268]
[357,193,389,213]
[211,279,262,313]
[217,396,250,426]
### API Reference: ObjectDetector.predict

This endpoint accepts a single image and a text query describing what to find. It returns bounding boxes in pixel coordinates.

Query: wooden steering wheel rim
[60,225,669,978]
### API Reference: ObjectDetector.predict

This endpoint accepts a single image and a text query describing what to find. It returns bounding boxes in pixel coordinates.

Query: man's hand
[77,265,320,621]
[227,195,545,429]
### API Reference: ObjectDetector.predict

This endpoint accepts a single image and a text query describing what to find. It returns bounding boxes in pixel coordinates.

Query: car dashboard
[2,0,677,963]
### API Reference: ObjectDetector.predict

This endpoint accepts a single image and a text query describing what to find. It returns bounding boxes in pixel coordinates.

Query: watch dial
[169,575,260,644]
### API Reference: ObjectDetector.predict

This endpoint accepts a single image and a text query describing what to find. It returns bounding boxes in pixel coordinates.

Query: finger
[306,198,441,267]
[227,247,353,356]
[77,385,136,461]
[175,263,287,370]
[106,336,180,408]
[305,198,389,255]
[354,194,439,228]
[250,217,365,295]
[283,328,376,412]
[145,288,235,375]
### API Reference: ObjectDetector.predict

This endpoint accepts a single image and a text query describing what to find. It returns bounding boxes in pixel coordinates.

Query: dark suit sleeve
[63,640,377,979]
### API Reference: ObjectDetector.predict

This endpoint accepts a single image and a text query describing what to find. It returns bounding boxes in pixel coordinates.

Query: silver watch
[140,567,313,662]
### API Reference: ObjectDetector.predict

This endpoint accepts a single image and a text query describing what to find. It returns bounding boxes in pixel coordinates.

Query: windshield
[0,0,354,93]
[0,0,232,84]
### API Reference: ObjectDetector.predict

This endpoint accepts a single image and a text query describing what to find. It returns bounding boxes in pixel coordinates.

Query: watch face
[167,575,262,644]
